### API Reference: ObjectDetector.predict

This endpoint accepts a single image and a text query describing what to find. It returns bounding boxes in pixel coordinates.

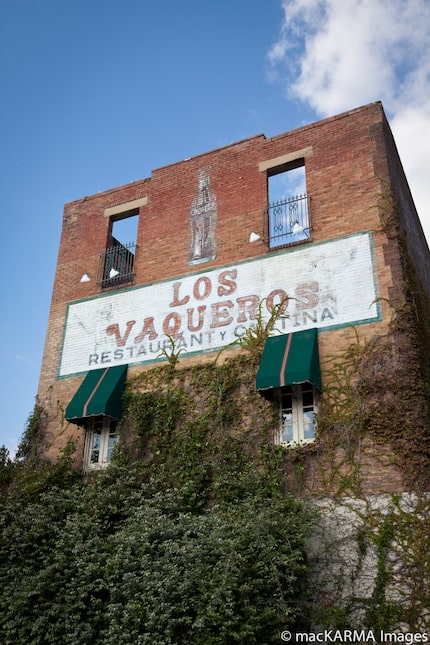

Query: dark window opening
[266,161,310,249]
[97,212,139,288]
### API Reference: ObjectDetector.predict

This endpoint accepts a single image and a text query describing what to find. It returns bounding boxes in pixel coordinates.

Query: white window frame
[83,417,118,471]
[276,383,318,446]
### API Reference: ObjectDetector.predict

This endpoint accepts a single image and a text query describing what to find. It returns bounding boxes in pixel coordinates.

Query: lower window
[84,417,118,471]
[276,383,318,446]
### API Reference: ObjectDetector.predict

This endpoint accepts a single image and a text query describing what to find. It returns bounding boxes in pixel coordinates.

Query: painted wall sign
[188,169,217,265]
[59,233,380,377]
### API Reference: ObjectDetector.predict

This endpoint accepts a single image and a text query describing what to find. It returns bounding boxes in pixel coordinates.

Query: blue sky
[1,0,429,456]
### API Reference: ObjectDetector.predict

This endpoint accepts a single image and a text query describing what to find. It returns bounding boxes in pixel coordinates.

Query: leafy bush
[0,462,313,644]
[0,353,316,643]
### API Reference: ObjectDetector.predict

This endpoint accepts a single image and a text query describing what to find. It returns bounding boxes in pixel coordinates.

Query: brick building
[37,102,430,487]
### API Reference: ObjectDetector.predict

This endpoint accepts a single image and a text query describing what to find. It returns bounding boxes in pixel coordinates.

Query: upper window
[276,383,318,446]
[84,417,118,471]
[266,161,310,249]
[97,211,139,289]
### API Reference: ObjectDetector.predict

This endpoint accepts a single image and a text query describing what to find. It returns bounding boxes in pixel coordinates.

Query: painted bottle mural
[188,170,217,265]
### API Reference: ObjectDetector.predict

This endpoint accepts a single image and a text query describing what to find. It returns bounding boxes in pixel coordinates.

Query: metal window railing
[97,239,136,288]
[264,194,310,249]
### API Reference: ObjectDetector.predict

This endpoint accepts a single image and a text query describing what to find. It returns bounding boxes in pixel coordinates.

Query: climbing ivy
[311,493,430,632]
[299,189,430,631]
[0,357,316,643]
[120,352,285,511]
[1,188,429,637]
[15,401,46,463]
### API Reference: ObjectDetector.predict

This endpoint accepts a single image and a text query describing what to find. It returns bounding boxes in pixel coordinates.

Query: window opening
[267,162,310,249]
[84,417,118,471]
[111,214,139,247]
[97,212,139,288]
[277,383,317,446]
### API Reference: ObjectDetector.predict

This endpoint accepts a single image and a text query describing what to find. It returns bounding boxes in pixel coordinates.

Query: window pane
[281,390,294,442]
[90,429,102,463]
[281,411,294,442]
[281,389,292,407]
[91,431,102,448]
[302,384,315,440]
[302,389,314,407]
[106,434,118,463]
[303,410,315,440]
[278,384,317,445]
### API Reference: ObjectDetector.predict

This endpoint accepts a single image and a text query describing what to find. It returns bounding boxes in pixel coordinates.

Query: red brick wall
[37,102,428,485]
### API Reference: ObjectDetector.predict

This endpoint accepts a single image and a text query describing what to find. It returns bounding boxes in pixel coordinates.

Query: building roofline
[64,101,385,208]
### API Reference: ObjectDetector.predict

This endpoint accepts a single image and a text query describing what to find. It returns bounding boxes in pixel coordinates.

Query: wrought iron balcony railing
[265,194,310,249]
[97,239,136,288]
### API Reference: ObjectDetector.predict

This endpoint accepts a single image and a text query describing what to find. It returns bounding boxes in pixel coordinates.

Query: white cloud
[268,0,430,240]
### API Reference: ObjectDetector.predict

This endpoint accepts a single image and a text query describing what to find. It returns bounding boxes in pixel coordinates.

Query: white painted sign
[59,233,380,377]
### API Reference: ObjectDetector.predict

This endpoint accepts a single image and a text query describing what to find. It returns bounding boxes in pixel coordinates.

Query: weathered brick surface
[37,102,430,488]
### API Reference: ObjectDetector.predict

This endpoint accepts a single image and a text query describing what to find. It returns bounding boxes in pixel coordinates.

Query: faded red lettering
[210,301,234,328]
[170,282,190,307]
[187,306,206,332]
[134,317,158,342]
[106,321,136,347]
[163,312,182,339]
[217,269,237,297]
[236,295,260,323]
[295,281,319,310]
[266,289,289,312]
[193,276,212,300]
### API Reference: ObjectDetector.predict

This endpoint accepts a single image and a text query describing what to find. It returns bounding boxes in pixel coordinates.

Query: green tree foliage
[0,445,14,488]
[0,463,312,644]
[0,362,315,644]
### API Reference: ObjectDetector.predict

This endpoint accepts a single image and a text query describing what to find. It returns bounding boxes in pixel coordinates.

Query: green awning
[65,365,128,425]
[256,329,321,400]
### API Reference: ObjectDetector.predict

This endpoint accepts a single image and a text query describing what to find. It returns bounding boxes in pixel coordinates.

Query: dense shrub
[0,459,314,644]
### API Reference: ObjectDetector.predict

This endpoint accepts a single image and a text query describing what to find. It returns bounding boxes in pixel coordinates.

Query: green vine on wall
[120,352,284,511]
[5,188,428,634]
[302,188,430,631]
[290,188,430,496]
[314,493,430,632]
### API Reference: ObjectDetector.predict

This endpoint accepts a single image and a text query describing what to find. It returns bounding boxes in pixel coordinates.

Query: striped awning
[256,329,321,400]
[65,365,128,425]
